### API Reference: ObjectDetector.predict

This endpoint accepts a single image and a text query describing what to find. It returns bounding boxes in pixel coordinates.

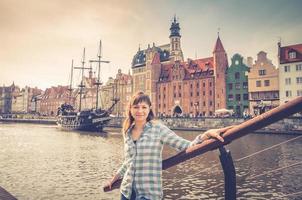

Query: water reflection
[0,123,301,199]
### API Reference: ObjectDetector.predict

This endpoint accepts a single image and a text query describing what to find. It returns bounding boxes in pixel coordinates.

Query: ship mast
[90,40,110,109]
[74,48,91,112]
[68,59,74,105]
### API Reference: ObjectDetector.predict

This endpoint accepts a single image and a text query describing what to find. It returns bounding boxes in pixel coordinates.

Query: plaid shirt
[116,121,201,200]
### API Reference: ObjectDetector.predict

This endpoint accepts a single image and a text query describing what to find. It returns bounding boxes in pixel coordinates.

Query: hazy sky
[1,0,301,89]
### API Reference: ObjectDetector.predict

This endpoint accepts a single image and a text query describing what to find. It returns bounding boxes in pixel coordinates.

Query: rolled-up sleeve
[159,124,192,151]
[116,160,127,178]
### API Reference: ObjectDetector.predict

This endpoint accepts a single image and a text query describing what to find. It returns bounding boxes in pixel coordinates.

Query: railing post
[219,147,236,200]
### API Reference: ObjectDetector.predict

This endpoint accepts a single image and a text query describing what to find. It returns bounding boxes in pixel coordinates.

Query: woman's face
[130,101,151,124]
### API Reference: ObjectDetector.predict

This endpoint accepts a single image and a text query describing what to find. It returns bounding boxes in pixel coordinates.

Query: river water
[0,123,301,200]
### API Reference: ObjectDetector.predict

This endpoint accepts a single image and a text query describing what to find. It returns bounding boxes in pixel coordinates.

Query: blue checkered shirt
[116,121,201,200]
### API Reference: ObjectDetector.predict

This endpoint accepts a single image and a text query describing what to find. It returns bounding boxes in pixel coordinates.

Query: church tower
[169,16,184,62]
[213,34,228,110]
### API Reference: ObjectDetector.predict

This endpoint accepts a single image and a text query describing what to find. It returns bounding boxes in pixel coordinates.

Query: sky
[1,0,301,90]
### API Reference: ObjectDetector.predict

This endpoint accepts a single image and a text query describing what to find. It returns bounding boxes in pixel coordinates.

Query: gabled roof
[279,43,302,64]
[159,57,214,82]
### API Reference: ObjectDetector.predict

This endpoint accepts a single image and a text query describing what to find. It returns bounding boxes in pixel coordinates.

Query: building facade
[40,86,70,116]
[131,17,228,117]
[0,83,15,114]
[248,51,279,116]
[114,69,133,116]
[226,54,249,117]
[278,42,302,104]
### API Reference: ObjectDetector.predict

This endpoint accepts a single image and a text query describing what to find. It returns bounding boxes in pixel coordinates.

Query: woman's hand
[198,126,234,143]
[103,174,120,190]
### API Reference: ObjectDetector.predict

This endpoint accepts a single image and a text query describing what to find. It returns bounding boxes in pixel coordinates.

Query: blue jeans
[120,190,150,200]
[120,189,135,200]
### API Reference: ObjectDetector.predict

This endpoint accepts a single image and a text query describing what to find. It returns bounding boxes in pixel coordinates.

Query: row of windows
[228,82,248,90]
[256,80,270,87]
[158,101,213,109]
[285,77,302,85]
[284,64,302,72]
[159,90,213,99]
[163,81,213,92]
[285,90,302,97]
[228,93,249,101]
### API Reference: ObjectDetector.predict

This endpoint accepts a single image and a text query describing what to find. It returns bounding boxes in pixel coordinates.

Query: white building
[278,42,302,104]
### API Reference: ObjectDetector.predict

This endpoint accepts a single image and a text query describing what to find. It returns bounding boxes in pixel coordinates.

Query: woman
[104,92,230,200]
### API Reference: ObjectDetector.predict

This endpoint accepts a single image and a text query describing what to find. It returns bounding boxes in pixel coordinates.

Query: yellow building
[247,51,279,116]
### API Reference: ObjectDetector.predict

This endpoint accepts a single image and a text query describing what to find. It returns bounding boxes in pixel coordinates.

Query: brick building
[131,17,228,117]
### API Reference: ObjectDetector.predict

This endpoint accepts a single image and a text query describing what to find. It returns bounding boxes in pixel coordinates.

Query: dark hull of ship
[56,114,111,132]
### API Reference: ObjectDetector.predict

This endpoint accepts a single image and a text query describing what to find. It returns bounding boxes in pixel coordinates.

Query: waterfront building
[131,17,228,117]
[226,54,249,117]
[40,86,70,116]
[131,17,180,108]
[74,69,98,111]
[247,51,279,116]
[100,77,115,112]
[11,86,42,113]
[278,42,302,104]
[114,69,133,117]
[0,83,15,114]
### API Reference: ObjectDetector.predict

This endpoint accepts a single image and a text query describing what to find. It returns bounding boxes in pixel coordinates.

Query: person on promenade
[104,91,231,200]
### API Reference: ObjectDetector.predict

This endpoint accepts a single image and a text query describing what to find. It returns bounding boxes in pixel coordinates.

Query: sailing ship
[56,41,119,132]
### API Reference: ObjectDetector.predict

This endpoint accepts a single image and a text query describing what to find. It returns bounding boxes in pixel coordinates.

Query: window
[236,94,241,101]
[209,101,213,106]
[258,70,266,76]
[256,80,261,87]
[197,91,199,96]
[243,93,249,100]
[178,93,181,97]
[190,84,193,89]
[228,94,234,101]
[264,80,270,86]
[235,72,240,79]
[289,51,296,59]
[196,82,199,88]
[284,65,291,72]
[243,82,248,89]
[296,64,302,71]
[178,85,181,90]
[297,90,302,96]
[174,93,176,98]
[210,90,212,95]
[285,78,291,85]
[209,82,212,87]
[286,90,292,97]
[203,82,206,87]
[297,77,302,84]
[158,94,161,99]
[190,92,193,97]
[203,91,205,96]
[228,83,233,90]
[203,101,206,106]
[235,83,240,90]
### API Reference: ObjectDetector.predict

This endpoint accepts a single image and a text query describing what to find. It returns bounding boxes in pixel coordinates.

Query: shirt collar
[126,121,152,136]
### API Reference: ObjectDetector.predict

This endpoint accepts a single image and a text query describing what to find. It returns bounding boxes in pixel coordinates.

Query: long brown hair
[122,91,155,135]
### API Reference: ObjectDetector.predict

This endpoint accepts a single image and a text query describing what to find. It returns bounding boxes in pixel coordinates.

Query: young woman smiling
[104,91,230,200]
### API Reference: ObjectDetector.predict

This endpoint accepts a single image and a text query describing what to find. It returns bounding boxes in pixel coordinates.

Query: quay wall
[1,117,302,134]
[108,117,302,134]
